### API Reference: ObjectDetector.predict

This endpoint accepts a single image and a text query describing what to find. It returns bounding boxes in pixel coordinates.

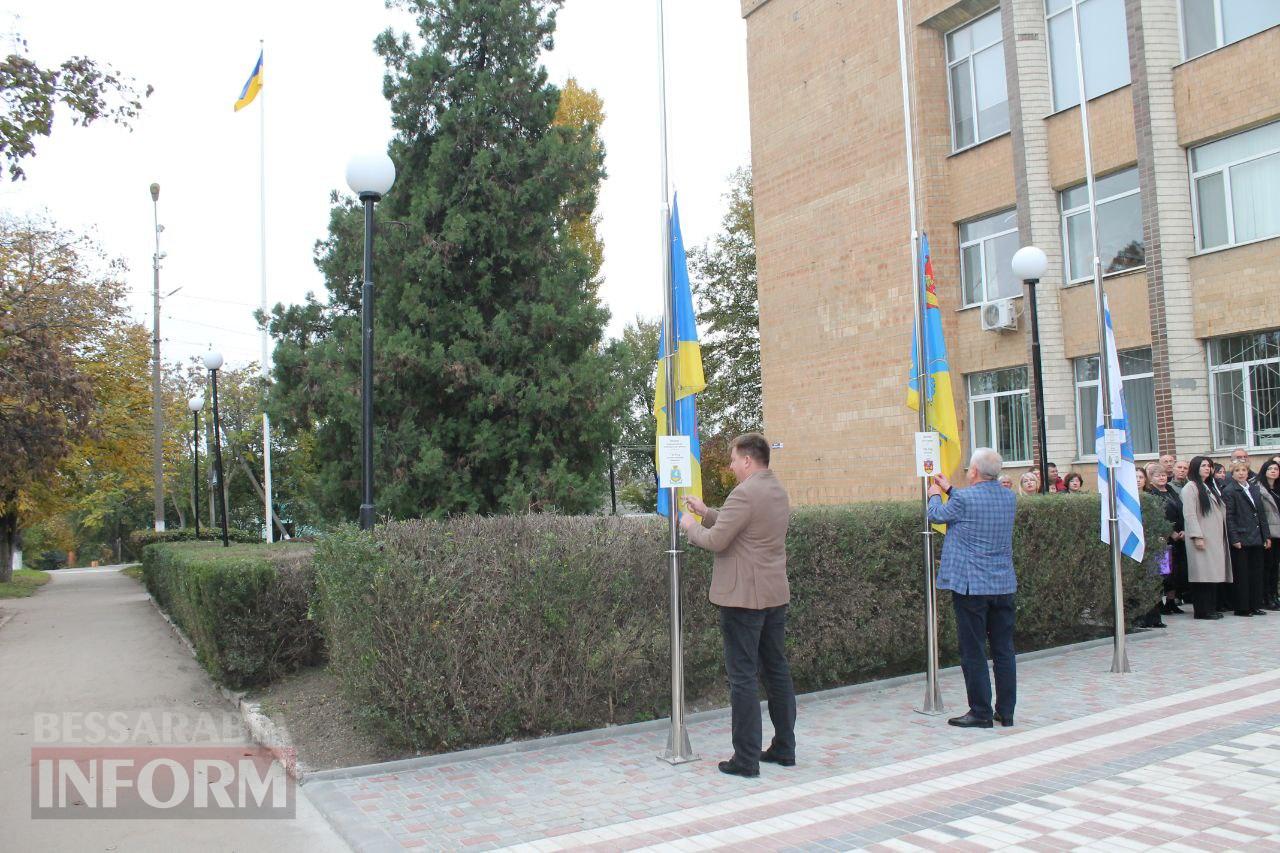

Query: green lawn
[0,569,51,599]
[121,565,143,581]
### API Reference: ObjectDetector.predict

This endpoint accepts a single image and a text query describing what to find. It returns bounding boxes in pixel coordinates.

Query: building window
[1045,0,1131,112]
[946,9,1009,151]
[968,367,1031,464]
[1074,348,1158,458]
[1191,121,1280,252]
[1181,0,1280,60]
[1209,331,1280,449]
[1060,167,1145,283]
[959,209,1020,306]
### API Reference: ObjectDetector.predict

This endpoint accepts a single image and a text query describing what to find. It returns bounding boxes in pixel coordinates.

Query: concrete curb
[140,587,308,781]
[302,627,1167,785]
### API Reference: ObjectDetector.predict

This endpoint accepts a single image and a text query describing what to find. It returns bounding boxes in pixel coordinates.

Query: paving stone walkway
[305,610,1280,852]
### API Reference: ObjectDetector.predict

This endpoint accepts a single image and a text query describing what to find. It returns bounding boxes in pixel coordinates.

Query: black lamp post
[1013,246,1050,494]
[188,395,204,538]
[345,152,396,531]
[204,350,230,547]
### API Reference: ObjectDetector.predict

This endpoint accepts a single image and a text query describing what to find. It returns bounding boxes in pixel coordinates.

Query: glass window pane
[1229,152,1280,244]
[1065,210,1094,280]
[971,10,1003,48]
[1181,0,1218,57]
[1222,0,1280,46]
[997,392,1031,461]
[1075,355,1100,382]
[1250,362,1280,446]
[951,61,975,149]
[1048,12,1080,110]
[1000,366,1028,392]
[1046,0,1072,14]
[947,23,972,61]
[1193,122,1280,172]
[973,45,1010,141]
[961,243,984,305]
[1123,374,1158,454]
[960,209,1013,242]
[1078,383,1099,456]
[1095,167,1139,199]
[1079,0,1131,99]
[1119,347,1153,375]
[1196,172,1230,249]
[987,230,1021,299]
[1214,368,1248,446]
[1097,192,1145,273]
[974,399,994,448]
[1061,183,1090,211]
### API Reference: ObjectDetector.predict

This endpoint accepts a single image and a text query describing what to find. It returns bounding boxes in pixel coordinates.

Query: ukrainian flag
[234,51,263,112]
[906,234,962,482]
[655,197,705,518]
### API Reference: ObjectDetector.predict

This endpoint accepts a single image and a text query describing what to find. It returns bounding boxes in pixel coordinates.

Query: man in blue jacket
[928,447,1018,729]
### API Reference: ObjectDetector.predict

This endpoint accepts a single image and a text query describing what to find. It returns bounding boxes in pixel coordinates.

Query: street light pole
[150,183,166,532]
[1013,246,1050,494]
[205,352,230,548]
[188,396,204,538]
[345,152,396,532]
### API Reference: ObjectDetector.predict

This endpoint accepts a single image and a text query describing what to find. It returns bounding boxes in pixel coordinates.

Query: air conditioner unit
[980,298,1018,332]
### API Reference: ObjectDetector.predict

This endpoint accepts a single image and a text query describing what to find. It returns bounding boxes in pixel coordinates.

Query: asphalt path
[0,566,349,852]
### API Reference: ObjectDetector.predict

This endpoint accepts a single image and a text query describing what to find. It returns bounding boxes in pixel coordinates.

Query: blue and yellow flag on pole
[655,197,705,518]
[234,51,263,111]
[906,234,962,481]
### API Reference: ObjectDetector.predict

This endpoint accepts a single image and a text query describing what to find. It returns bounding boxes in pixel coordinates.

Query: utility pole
[150,183,166,532]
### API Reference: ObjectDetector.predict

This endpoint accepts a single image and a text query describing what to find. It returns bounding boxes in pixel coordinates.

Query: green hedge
[312,494,1169,752]
[130,527,261,550]
[141,541,322,688]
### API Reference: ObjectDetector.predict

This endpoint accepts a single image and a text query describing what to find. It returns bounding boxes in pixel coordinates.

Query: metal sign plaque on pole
[656,0,696,765]
[1068,0,1129,674]
[896,0,944,717]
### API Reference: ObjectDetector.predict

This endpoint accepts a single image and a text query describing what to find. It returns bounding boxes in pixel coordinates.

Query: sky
[2,0,752,370]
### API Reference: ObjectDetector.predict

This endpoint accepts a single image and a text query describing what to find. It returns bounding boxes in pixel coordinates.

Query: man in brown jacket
[680,433,794,778]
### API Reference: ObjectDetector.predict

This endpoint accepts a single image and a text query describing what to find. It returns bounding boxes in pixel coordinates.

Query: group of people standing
[1144,449,1280,621]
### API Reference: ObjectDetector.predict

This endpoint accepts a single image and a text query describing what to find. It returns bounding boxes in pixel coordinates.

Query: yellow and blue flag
[234,51,263,112]
[655,197,705,518]
[906,234,962,482]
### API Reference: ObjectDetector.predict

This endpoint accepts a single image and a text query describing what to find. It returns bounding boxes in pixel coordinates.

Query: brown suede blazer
[685,468,791,609]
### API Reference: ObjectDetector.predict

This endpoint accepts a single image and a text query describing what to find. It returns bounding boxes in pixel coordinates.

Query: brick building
[740,0,1280,503]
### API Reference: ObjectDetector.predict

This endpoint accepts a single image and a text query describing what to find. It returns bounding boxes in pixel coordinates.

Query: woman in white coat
[1181,455,1232,620]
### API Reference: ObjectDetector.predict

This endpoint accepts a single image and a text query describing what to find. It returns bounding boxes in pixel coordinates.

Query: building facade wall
[742,0,1280,500]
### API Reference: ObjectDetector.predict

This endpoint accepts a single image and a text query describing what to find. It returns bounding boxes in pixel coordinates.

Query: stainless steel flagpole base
[659,545,699,765]
[915,529,946,715]
[660,728,697,765]
[1110,645,1131,674]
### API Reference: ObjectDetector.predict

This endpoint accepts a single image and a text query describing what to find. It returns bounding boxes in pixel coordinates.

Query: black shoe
[760,749,795,767]
[948,713,993,729]
[1234,611,1254,617]
[718,760,759,778]
[1195,612,1224,620]
[993,712,1014,728]
[1251,609,1267,616]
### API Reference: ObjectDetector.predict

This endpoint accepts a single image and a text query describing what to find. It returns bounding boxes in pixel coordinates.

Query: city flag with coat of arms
[906,233,962,482]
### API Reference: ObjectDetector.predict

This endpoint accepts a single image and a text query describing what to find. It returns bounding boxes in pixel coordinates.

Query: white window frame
[1207,333,1280,450]
[1189,122,1280,253]
[967,367,1032,465]
[945,8,1008,153]
[1179,0,1280,61]
[958,209,1020,307]
[1045,0,1132,113]
[1059,168,1145,284]
[1073,348,1159,461]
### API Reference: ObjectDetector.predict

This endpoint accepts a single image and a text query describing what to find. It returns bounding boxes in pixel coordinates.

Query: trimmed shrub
[130,527,260,550]
[141,541,322,688]
[313,494,1168,752]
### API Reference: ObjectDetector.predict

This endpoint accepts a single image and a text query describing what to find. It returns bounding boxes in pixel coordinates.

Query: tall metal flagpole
[259,38,277,543]
[896,0,944,715]
[1069,3,1129,673]
[656,0,695,765]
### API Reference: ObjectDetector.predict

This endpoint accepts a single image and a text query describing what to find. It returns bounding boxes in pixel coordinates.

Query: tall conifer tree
[269,0,613,518]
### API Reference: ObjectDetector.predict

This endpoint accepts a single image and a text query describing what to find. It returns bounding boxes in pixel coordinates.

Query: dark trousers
[1231,545,1265,613]
[1265,539,1280,602]
[1189,581,1219,618]
[951,593,1016,722]
[719,604,796,770]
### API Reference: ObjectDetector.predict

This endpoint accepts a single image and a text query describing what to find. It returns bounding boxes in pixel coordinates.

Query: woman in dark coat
[1256,459,1280,610]
[1146,462,1187,615]
[1222,460,1270,617]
